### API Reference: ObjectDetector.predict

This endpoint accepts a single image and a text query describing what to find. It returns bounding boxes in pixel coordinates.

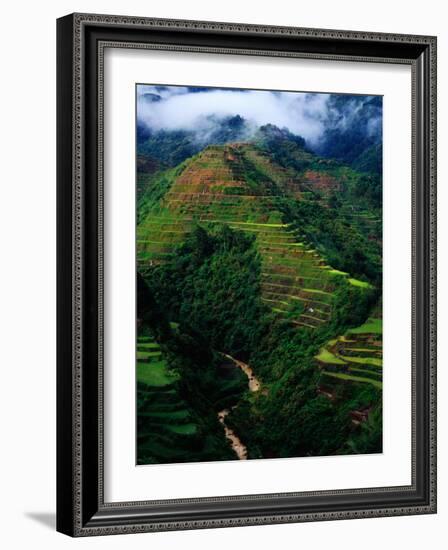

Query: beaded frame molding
[56,13,437,537]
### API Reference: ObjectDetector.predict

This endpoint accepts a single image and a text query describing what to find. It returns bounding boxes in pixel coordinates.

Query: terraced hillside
[136,333,200,464]
[136,127,383,462]
[137,144,370,329]
[316,316,383,391]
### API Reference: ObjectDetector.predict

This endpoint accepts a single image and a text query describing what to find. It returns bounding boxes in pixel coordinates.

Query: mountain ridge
[137,140,380,323]
[137,92,382,175]
[136,131,383,464]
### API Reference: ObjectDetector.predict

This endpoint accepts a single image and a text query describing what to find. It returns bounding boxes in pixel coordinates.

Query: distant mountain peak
[257,123,288,138]
[255,124,307,148]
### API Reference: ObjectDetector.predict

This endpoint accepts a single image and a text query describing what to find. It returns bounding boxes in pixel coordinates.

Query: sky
[136,84,381,146]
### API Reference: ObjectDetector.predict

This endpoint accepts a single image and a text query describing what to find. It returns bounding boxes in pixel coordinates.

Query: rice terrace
[135,85,383,465]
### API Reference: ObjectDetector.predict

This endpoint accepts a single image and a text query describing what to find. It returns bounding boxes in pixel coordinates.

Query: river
[217,354,261,460]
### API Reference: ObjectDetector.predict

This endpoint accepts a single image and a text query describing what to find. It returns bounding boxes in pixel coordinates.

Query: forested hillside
[136,118,382,464]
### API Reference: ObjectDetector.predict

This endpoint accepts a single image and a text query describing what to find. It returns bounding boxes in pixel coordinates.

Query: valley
[136,117,383,463]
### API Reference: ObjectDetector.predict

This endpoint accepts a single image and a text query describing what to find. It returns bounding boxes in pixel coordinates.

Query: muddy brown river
[217,354,261,460]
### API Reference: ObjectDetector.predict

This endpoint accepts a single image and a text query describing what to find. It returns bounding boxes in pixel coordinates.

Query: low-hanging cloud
[136,85,381,146]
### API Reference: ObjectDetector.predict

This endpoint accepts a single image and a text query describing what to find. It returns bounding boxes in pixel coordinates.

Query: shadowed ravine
[217,354,261,460]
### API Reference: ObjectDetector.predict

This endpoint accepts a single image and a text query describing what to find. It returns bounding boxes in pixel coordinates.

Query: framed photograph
[57,13,437,536]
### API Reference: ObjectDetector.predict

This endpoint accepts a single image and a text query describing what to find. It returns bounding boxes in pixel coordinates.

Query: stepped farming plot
[135,84,383,463]
[242,148,382,244]
[137,333,200,464]
[137,144,363,329]
[315,317,383,390]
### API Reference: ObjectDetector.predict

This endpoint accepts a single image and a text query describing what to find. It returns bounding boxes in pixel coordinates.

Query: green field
[348,318,382,334]
[322,371,382,390]
[315,316,383,389]
[137,360,176,386]
[136,334,201,463]
[315,349,347,365]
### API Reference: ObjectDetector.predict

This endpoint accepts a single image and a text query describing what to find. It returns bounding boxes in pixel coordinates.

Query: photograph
[52,7,437,539]
[135,84,383,465]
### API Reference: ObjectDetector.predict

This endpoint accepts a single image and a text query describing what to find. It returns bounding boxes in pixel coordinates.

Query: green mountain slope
[138,143,378,327]
[136,136,383,462]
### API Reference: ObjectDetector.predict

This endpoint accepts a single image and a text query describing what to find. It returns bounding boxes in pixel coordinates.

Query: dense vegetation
[137,115,251,168]
[281,199,381,286]
[314,95,383,175]
[136,114,383,464]
[146,225,271,360]
[137,272,248,464]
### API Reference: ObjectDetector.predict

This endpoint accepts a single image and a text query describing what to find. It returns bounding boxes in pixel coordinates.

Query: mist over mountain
[313,95,383,172]
[137,114,252,169]
[137,86,382,174]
